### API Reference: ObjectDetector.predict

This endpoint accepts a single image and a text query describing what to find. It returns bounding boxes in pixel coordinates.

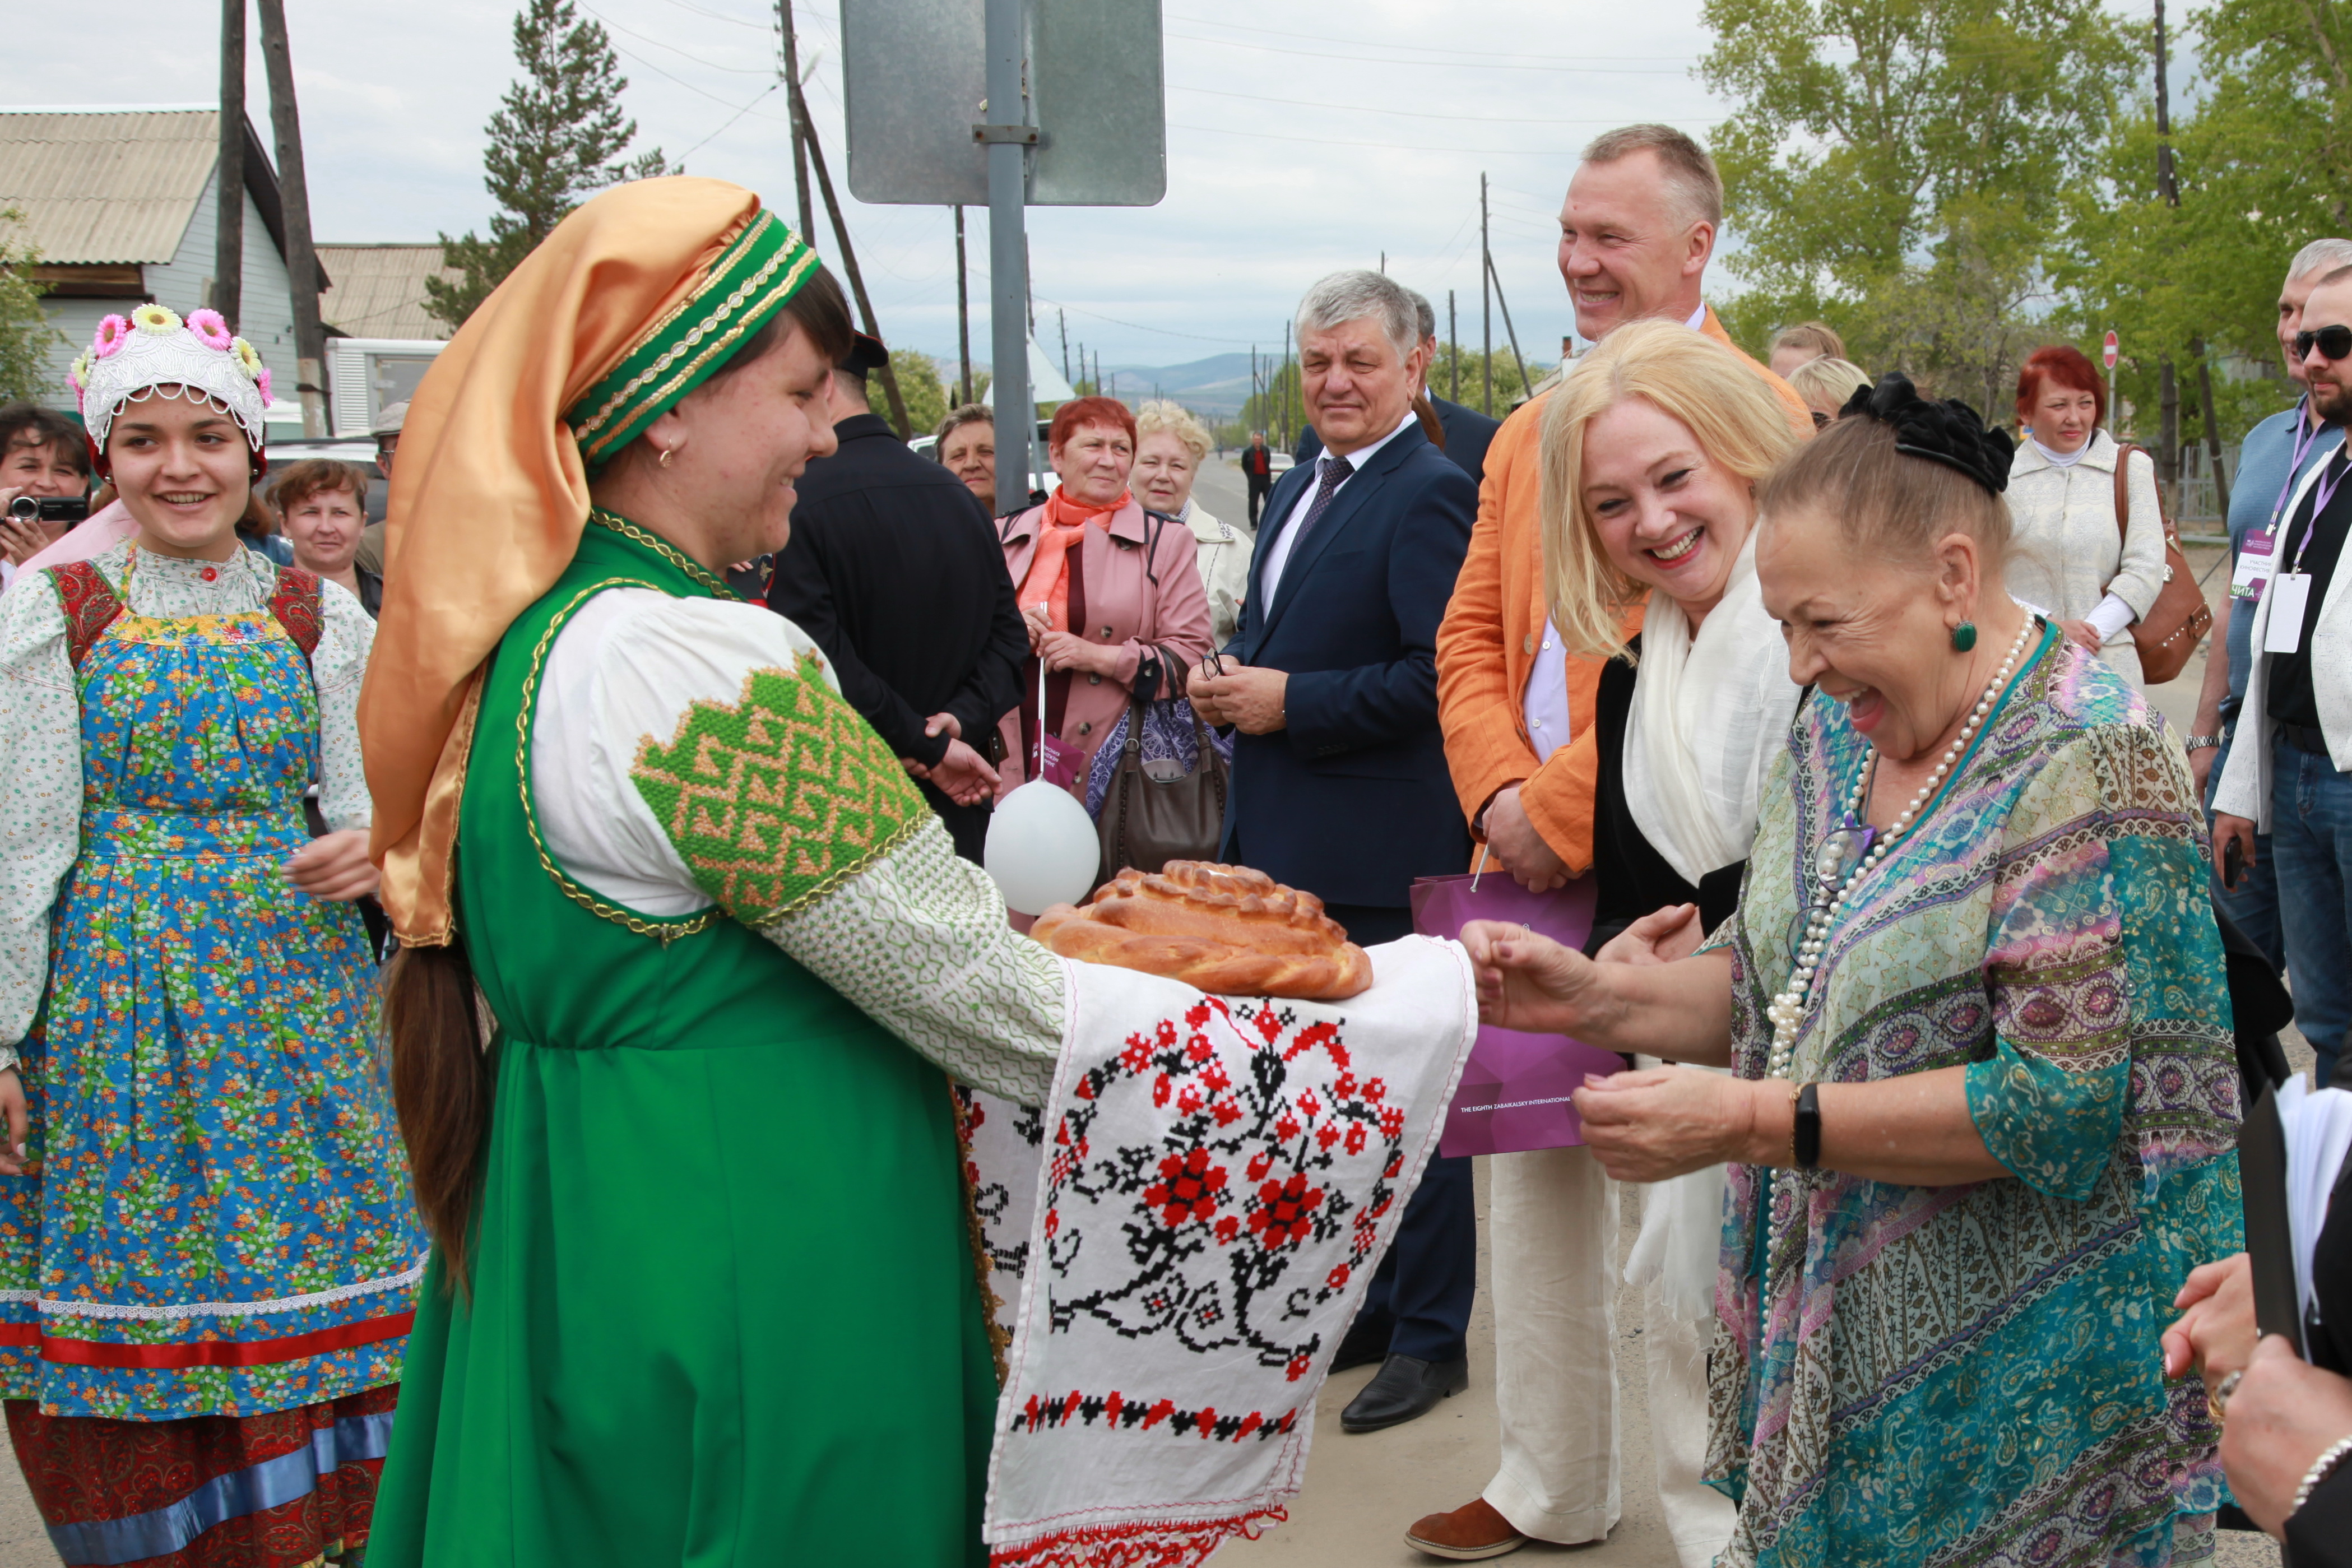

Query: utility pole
[1059,308,1070,383]
[2152,0,2180,497]
[777,0,815,244]
[256,0,327,435]
[1481,173,1493,417]
[953,205,972,405]
[1282,319,1292,448]
[214,0,244,330]
[787,63,911,435]
[1487,250,1532,402]
[1448,289,1458,403]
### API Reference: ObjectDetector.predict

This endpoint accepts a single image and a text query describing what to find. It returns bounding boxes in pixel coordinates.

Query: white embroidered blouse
[0,540,377,1049]
[531,587,1067,1107]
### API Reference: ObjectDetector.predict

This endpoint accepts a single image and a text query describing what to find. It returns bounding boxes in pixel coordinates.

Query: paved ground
[0,539,2286,1566]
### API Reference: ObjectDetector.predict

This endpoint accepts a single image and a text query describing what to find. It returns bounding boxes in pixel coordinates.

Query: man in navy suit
[1295,289,1502,486]
[1191,270,1478,1436]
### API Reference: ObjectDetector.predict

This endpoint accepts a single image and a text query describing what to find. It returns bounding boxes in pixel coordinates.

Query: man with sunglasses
[2188,240,2352,975]
[2216,260,2352,1087]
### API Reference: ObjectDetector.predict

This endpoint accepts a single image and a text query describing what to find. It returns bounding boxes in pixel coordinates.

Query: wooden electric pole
[785,64,911,436]
[2151,0,2230,516]
[256,0,327,435]
[777,0,815,244]
[954,205,972,405]
[2152,0,2180,495]
[1481,173,1493,417]
[1448,289,1458,403]
[214,0,244,330]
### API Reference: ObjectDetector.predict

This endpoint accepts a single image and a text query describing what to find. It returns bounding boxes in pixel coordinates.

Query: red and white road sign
[2102,331,2119,369]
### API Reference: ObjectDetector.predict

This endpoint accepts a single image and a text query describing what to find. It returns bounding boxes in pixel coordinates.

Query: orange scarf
[1016,489,1129,633]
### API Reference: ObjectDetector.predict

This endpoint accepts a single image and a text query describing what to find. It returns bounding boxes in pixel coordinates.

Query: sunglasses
[2296,324,2352,361]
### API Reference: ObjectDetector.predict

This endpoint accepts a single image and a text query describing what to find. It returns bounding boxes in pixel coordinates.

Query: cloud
[3,0,1728,372]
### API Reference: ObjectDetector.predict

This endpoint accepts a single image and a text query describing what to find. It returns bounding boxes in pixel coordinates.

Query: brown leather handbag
[1095,645,1230,885]
[2113,442,2212,684]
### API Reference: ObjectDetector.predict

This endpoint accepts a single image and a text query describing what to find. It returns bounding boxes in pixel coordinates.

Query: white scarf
[2030,435,2090,468]
[1622,529,1801,887]
[1620,527,1801,1324]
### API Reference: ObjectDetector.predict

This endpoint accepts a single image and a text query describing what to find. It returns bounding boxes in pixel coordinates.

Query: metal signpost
[841,0,1166,494]
[2117,329,2135,432]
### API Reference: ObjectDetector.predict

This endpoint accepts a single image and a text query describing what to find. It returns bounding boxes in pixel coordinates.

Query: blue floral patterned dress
[0,541,419,1566]
[1703,630,2242,1568]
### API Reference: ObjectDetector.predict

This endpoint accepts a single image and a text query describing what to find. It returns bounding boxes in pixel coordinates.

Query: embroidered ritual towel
[982,935,1476,1568]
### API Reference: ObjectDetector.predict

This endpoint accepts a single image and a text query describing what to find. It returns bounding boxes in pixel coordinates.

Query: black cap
[839,332,889,374]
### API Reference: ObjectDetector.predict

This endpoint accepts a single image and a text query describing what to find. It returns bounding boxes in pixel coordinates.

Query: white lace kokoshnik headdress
[67,304,271,454]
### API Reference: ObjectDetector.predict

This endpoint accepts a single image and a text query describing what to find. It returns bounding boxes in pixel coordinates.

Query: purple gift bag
[1409,868,1630,1157]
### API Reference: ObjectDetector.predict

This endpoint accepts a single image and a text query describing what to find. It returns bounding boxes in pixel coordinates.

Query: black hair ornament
[1838,373,2015,497]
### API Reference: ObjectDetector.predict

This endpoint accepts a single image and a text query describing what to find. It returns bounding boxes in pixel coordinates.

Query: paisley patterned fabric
[0,567,419,1424]
[1702,633,2241,1568]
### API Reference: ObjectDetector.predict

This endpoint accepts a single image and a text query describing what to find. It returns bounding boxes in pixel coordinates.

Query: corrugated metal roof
[317,245,457,341]
[0,109,222,265]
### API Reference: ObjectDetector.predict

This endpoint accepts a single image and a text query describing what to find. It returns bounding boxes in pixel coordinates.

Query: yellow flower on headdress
[230,338,265,381]
[68,351,92,391]
[131,304,182,336]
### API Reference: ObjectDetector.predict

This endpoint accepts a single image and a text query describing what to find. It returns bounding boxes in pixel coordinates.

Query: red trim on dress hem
[0,1311,411,1367]
[989,1507,1290,1568]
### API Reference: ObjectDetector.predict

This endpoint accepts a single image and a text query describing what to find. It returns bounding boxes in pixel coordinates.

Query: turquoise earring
[1951,621,1978,653]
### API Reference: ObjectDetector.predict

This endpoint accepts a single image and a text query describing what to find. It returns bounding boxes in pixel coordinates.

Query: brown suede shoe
[1405,1497,1528,1560]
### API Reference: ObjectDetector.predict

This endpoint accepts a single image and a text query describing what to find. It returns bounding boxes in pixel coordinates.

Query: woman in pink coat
[995,396,1215,798]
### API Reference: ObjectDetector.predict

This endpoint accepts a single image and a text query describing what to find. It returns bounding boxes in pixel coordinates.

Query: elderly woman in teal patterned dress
[1462,377,2242,1567]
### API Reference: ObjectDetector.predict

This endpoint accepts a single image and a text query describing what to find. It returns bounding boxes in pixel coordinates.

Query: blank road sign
[841,0,1166,208]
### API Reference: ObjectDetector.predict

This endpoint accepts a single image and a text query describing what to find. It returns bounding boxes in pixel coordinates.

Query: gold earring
[657,445,674,468]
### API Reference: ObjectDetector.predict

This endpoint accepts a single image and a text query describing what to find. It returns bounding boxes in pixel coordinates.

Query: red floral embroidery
[265,565,324,656]
[50,560,124,670]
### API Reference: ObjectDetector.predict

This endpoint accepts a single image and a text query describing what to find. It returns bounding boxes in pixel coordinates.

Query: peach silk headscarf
[358,177,767,945]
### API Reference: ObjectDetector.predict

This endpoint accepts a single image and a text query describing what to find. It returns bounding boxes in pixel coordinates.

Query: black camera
[6,495,87,525]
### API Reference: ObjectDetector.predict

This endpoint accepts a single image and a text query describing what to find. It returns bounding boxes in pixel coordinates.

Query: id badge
[2232,529,2276,600]
[2265,572,2313,653]
[1037,730,1085,791]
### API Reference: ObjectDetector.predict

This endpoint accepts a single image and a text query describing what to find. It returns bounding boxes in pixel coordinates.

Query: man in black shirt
[1241,431,1274,526]
[2216,263,2352,1085]
[766,333,1028,862]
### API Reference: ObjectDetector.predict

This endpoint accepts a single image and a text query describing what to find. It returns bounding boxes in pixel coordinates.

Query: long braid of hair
[383,942,490,1291]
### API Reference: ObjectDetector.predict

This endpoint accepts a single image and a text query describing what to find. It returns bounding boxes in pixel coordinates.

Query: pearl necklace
[1763,617,2037,1079]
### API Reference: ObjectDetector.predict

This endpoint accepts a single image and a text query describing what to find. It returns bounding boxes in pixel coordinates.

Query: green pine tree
[0,210,63,405]
[424,0,672,330]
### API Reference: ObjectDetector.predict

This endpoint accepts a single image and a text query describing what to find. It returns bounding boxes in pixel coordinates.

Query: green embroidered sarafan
[630,655,927,924]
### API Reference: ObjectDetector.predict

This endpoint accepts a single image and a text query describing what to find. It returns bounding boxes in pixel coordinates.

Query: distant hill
[915,349,1279,419]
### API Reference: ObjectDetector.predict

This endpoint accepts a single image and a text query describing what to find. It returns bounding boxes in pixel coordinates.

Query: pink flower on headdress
[187,308,233,351]
[93,316,131,359]
[256,366,272,404]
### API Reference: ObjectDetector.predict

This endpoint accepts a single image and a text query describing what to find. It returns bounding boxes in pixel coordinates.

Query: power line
[1163,13,1694,64]
[1163,28,1692,75]
[655,0,777,29]
[582,3,774,73]
[1166,119,1722,155]
[1171,82,1715,126]
[1037,295,1263,347]
[679,81,782,161]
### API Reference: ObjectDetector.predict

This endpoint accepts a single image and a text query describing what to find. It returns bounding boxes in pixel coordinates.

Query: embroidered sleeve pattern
[628,653,928,924]
[0,573,82,1052]
[312,583,377,832]
[763,817,1064,1106]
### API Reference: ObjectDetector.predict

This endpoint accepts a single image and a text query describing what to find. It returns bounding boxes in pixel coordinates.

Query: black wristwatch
[1793,1082,1822,1170]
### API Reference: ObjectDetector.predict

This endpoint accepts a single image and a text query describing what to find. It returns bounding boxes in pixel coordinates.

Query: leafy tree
[1702,0,2136,410]
[0,210,62,405]
[889,349,949,437]
[425,0,672,330]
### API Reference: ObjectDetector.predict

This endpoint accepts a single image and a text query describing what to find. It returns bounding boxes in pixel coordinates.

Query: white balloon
[984,781,1102,915]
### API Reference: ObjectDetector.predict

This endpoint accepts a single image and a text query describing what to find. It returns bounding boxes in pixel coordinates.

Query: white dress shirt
[1257,409,1418,605]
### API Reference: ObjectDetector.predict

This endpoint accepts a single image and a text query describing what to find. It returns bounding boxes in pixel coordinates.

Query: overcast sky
[8,0,1730,370]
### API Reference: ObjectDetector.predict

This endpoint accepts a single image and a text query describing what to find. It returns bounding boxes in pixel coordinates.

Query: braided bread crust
[1029,861,1375,1000]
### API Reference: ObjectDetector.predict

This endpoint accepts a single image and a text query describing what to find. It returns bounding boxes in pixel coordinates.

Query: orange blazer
[1432,308,1813,873]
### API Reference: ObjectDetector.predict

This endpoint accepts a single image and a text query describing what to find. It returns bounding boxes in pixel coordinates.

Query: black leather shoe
[1340,1353,1469,1434]
[1329,1318,1393,1374]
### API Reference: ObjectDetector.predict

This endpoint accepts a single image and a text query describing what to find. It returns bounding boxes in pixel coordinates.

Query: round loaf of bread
[1028,860,1375,1000]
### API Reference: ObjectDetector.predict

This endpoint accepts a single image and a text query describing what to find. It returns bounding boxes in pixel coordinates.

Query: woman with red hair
[994,395,1214,799]
[2005,344,2168,686]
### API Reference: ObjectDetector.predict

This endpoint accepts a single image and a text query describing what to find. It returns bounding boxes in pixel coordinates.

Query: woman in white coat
[1135,401,1252,648]
[2005,344,2168,687]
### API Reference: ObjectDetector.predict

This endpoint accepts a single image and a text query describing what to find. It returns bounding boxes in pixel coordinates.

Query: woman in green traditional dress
[359,180,1068,1565]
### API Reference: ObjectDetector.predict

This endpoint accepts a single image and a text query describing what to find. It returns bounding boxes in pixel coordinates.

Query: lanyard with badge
[2263,444,2352,653]
[2236,401,2326,603]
